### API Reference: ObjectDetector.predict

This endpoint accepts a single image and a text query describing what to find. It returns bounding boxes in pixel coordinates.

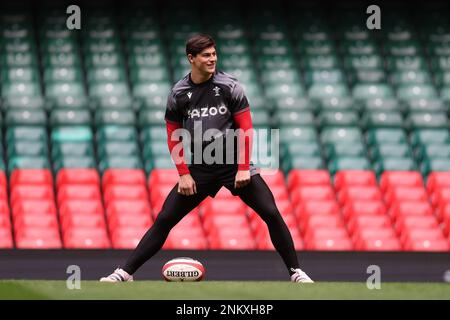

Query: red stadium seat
[106,200,151,217]
[0,214,11,228]
[0,228,13,248]
[59,200,104,217]
[0,201,9,216]
[334,170,377,191]
[300,215,344,235]
[208,227,256,249]
[380,171,424,193]
[269,185,290,201]
[14,214,58,229]
[148,169,179,187]
[203,215,250,235]
[104,185,148,204]
[431,188,450,208]
[149,184,174,206]
[338,186,382,205]
[56,169,100,188]
[12,200,57,217]
[288,170,331,190]
[249,211,298,237]
[10,169,53,187]
[403,238,449,251]
[15,237,62,249]
[260,170,286,187]
[401,228,446,248]
[342,201,387,221]
[110,227,148,249]
[389,201,433,221]
[57,185,102,204]
[426,172,450,194]
[108,213,152,230]
[102,169,146,189]
[355,237,402,251]
[291,186,335,206]
[295,200,340,219]
[305,238,353,250]
[214,187,234,199]
[0,171,6,187]
[11,185,54,206]
[274,199,294,214]
[347,215,392,236]
[304,227,350,243]
[15,227,60,241]
[60,214,107,230]
[63,228,110,249]
[385,187,428,207]
[436,203,450,222]
[166,228,208,250]
[0,188,7,202]
[201,199,248,218]
[256,228,304,250]
[395,216,439,235]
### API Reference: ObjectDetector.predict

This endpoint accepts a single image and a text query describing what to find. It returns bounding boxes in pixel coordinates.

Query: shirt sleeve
[229,82,250,115]
[164,90,183,124]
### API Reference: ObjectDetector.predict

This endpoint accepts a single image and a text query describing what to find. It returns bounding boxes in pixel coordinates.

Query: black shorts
[188,162,259,197]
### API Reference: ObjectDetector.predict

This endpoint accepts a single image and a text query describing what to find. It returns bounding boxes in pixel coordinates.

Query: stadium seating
[0,1,449,252]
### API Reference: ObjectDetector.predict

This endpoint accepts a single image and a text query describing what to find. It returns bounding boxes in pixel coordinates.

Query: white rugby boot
[100,268,134,282]
[290,268,314,283]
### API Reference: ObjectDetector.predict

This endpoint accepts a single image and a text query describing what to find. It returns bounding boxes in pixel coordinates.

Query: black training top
[164,70,249,139]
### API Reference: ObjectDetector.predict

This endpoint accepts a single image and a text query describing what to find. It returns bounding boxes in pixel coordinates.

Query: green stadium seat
[95,110,136,126]
[416,144,450,162]
[53,156,96,172]
[317,111,359,127]
[7,141,48,157]
[304,69,345,87]
[421,158,450,176]
[371,144,412,161]
[45,82,86,98]
[6,126,47,142]
[397,85,438,100]
[98,141,140,158]
[51,126,93,142]
[362,111,404,129]
[410,129,450,147]
[276,111,314,126]
[328,157,371,175]
[97,126,138,142]
[352,84,394,101]
[282,156,324,172]
[89,82,130,98]
[52,142,95,158]
[280,126,317,142]
[325,143,366,159]
[99,156,143,172]
[50,109,92,126]
[281,142,321,158]
[1,82,41,97]
[308,84,349,100]
[44,67,82,82]
[406,112,448,129]
[320,127,363,144]
[366,128,407,146]
[86,67,126,83]
[5,109,47,126]
[374,158,417,176]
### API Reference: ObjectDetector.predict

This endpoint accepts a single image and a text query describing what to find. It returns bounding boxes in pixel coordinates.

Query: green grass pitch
[0,281,449,299]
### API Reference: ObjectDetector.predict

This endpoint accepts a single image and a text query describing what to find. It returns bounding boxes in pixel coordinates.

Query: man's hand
[178,174,197,196]
[235,170,251,188]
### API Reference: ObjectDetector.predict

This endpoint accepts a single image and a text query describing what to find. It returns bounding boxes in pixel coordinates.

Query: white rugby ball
[162,257,205,282]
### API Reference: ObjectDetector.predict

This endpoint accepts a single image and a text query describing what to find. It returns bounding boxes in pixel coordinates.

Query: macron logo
[187,92,192,99]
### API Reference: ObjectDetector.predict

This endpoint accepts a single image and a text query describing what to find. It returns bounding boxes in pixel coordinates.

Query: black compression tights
[122,174,300,276]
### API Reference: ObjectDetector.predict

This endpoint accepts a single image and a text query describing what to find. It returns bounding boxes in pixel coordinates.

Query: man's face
[188,46,217,75]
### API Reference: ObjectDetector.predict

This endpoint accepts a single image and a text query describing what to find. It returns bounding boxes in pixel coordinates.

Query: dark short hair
[186,34,216,56]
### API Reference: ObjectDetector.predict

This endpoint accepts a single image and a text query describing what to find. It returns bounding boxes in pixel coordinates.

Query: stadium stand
[0,0,449,252]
